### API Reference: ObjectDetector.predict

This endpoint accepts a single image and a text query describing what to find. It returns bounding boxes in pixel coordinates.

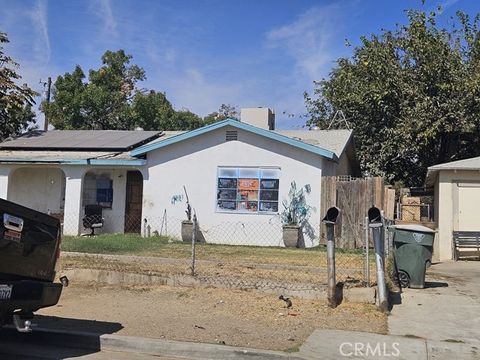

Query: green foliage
[44,50,145,130]
[305,9,480,186]
[0,32,37,140]
[131,90,175,130]
[203,103,239,124]
[281,181,313,226]
[45,49,225,131]
[171,110,204,130]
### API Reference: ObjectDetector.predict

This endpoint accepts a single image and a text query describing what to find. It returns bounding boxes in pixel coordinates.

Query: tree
[0,32,37,139]
[45,50,213,131]
[42,65,86,129]
[171,110,204,130]
[45,50,145,130]
[304,9,480,186]
[203,103,239,124]
[131,90,175,130]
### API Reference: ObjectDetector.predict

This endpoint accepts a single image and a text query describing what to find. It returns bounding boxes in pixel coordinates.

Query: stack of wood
[401,196,421,222]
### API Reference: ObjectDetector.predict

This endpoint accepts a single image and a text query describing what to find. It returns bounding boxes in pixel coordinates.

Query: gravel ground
[37,282,387,351]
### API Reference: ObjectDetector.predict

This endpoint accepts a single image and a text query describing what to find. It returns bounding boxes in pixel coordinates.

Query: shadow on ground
[0,316,123,358]
[35,314,124,334]
[388,280,449,311]
[424,281,448,289]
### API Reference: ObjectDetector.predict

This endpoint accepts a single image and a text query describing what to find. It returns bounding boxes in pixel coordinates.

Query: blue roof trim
[130,119,339,161]
[0,158,146,166]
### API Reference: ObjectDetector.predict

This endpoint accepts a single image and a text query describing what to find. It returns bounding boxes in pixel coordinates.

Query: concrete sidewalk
[297,261,480,359]
[389,261,480,344]
[298,329,479,359]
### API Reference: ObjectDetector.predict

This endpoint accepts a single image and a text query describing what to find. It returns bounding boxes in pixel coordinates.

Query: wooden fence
[320,177,395,249]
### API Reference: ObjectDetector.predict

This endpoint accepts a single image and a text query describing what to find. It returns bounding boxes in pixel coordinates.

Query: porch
[0,165,145,236]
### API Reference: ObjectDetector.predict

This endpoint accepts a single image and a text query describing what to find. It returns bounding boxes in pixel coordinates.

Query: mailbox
[368,206,382,228]
[322,207,341,225]
[322,206,341,309]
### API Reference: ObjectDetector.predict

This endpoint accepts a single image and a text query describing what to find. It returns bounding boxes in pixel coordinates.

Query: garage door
[458,184,480,230]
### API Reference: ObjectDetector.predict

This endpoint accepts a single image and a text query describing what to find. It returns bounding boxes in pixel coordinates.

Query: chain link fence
[59,211,382,294]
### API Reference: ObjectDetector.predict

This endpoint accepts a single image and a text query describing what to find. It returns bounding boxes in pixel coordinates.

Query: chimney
[240,107,275,130]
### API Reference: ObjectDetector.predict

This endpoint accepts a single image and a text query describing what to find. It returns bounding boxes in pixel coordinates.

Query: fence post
[191,213,197,276]
[322,207,341,308]
[368,207,388,313]
[143,218,147,238]
[381,210,388,257]
[365,216,370,287]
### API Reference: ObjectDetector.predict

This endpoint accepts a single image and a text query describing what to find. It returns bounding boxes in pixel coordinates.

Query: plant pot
[283,225,301,248]
[181,220,194,242]
[181,220,205,243]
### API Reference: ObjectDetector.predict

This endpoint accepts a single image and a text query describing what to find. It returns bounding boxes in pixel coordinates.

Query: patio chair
[82,204,104,236]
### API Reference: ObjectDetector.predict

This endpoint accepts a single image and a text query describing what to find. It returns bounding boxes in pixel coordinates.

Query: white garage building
[426,157,480,260]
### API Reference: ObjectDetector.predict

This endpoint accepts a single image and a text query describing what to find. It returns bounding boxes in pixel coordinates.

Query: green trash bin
[388,225,436,289]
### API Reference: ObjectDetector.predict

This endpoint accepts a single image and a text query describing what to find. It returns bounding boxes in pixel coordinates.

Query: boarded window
[216,167,280,213]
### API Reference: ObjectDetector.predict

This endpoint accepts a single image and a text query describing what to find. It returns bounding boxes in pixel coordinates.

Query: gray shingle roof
[425,156,480,186]
[0,130,162,151]
[275,129,353,157]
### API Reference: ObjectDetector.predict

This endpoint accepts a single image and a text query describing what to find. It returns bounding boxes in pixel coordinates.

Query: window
[217,167,280,213]
[83,172,113,209]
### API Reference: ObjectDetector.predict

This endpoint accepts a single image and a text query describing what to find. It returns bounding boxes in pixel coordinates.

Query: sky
[2,0,480,129]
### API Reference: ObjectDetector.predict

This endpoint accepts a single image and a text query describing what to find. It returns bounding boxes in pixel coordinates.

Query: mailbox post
[322,207,341,308]
[368,206,388,312]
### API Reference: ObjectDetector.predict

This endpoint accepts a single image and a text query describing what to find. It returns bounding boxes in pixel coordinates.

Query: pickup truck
[0,198,66,332]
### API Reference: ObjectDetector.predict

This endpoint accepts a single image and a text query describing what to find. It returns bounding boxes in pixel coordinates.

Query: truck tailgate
[0,199,60,282]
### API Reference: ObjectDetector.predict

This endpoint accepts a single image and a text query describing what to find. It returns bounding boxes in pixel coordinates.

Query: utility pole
[40,77,52,131]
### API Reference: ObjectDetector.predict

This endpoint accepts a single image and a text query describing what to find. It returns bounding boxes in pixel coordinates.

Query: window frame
[83,172,114,209]
[216,166,280,214]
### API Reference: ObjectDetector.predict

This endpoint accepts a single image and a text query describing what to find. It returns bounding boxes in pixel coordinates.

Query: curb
[1,327,306,360]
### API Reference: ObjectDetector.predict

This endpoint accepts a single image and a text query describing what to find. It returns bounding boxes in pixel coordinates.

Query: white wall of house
[8,167,66,214]
[142,126,335,247]
[435,170,480,260]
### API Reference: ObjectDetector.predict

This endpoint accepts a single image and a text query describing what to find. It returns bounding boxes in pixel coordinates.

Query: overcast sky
[1,0,479,129]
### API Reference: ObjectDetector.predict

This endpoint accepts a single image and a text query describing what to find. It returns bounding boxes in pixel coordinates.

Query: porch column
[63,167,85,236]
[0,167,11,200]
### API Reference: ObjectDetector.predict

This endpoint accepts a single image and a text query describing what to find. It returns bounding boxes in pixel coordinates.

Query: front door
[125,171,143,233]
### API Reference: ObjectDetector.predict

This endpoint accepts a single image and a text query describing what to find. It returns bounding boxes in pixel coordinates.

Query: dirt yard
[37,282,387,352]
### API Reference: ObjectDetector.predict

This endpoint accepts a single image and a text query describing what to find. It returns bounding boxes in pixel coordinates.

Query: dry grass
[62,234,368,284]
[38,282,388,351]
[60,251,367,287]
[62,234,366,265]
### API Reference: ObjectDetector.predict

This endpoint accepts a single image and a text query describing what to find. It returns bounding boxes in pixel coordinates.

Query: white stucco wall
[9,167,66,213]
[142,126,334,247]
[435,170,480,260]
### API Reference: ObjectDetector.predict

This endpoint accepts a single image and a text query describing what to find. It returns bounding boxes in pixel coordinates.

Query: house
[426,156,480,260]
[0,108,359,247]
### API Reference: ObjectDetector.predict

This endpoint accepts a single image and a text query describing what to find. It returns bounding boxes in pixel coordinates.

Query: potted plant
[280,181,313,248]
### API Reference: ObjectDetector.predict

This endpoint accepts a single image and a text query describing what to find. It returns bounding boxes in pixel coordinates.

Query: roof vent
[226,130,238,141]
